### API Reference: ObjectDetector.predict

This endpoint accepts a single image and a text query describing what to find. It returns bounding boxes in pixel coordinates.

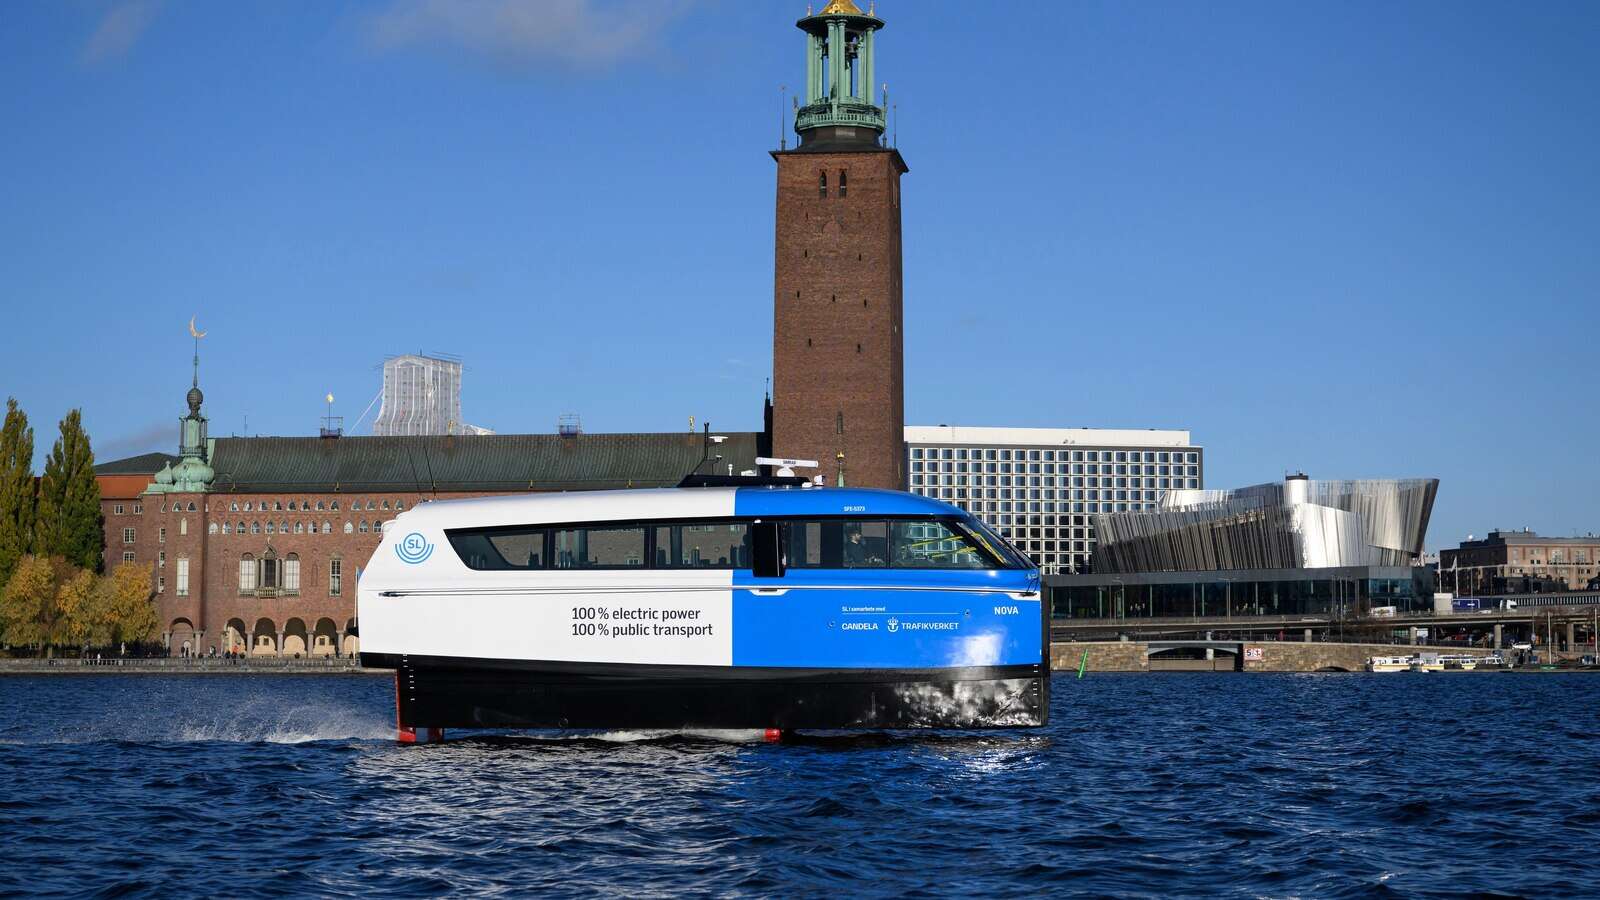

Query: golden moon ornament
[188,316,207,339]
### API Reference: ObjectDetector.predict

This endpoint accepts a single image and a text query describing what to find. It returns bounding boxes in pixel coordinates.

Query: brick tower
[771,0,906,489]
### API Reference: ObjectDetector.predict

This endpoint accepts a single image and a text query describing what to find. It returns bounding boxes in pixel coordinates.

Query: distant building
[372,354,491,436]
[1440,530,1600,595]
[1049,474,1440,620]
[903,426,1203,575]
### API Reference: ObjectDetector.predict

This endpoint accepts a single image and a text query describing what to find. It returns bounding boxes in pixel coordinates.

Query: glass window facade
[905,436,1203,574]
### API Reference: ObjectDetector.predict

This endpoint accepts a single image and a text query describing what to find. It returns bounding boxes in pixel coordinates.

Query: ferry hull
[367,654,1048,730]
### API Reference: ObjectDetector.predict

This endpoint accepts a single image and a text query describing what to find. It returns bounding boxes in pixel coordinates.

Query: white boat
[1410,653,1445,672]
[1367,655,1413,673]
[359,484,1048,739]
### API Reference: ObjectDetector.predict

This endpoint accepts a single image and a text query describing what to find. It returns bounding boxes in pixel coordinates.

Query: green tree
[102,562,157,647]
[0,555,68,656]
[33,409,103,573]
[0,397,35,589]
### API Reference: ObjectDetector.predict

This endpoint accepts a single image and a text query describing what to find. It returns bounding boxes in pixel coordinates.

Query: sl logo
[395,532,434,565]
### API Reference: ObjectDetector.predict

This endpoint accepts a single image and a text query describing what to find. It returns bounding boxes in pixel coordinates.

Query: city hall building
[96,376,763,657]
[904,426,1204,575]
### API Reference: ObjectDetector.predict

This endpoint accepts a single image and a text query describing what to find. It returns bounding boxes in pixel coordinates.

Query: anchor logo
[887,616,899,633]
[395,532,434,565]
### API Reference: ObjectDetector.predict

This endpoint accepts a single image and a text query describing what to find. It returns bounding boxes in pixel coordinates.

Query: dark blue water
[2,673,1597,898]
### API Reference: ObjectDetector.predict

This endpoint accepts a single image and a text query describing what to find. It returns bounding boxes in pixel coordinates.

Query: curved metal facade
[1091,477,1438,574]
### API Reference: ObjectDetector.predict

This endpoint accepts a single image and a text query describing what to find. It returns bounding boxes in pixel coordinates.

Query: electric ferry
[359,485,1048,739]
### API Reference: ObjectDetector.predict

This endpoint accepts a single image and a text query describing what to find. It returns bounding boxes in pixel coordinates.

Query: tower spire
[793,0,886,149]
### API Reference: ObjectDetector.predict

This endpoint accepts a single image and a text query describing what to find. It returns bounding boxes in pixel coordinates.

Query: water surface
[2,673,1596,897]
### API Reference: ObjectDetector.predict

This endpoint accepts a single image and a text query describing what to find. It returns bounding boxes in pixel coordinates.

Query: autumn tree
[1,555,68,656]
[33,409,102,573]
[101,562,157,647]
[57,567,104,648]
[0,398,34,589]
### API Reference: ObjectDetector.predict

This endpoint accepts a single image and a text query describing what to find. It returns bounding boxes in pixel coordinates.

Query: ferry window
[782,520,888,568]
[655,522,750,568]
[784,521,826,567]
[555,526,645,569]
[889,521,990,569]
[447,528,547,570]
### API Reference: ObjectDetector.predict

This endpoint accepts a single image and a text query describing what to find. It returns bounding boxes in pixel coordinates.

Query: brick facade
[771,148,906,490]
[100,486,509,657]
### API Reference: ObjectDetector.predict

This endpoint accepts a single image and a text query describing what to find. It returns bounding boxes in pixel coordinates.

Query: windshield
[958,517,1036,570]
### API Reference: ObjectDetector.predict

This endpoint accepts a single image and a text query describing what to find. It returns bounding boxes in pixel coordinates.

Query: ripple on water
[0,673,1597,897]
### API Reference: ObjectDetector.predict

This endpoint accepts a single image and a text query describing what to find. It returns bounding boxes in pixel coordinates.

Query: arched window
[284,554,300,593]
[366,500,376,511]
[230,501,239,512]
[251,521,261,534]
[343,522,353,535]
[359,520,370,534]
[382,500,391,510]
[259,552,280,590]
[179,518,188,536]
[818,171,827,198]
[187,501,197,512]
[208,522,218,535]
[316,500,326,511]
[395,501,405,511]
[279,521,288,535]
[322,521,332,534]
[287,501,297,511]
[244,501,253,512]
[274,501,283,511]
[239,554,257,592]
[265,521,276,534]
[331,500,340,511]
[838,169,847,198]
[294,521,304,534]
[237,520,246,533]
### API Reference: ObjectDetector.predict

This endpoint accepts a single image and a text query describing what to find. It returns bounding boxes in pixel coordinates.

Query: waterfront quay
[1051,603,1600,655]
[0,657,385,675]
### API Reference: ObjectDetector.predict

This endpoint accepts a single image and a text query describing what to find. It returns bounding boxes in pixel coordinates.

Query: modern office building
[1440,529,1600,594]
[903,426,1203,575]
[372,354,491,436]
[1049,473,1440,619]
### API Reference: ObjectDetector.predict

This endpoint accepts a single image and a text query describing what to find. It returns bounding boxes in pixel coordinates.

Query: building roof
[204,432,764,493]
[95,452,179,475]
[905,425,1194,449]
[1464,530,1600,547]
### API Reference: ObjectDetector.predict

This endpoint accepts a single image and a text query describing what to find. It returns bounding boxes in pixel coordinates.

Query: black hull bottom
[364,653,1049,730]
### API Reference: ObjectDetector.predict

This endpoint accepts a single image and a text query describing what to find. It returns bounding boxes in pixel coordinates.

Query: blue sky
[2,0,1596,550]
